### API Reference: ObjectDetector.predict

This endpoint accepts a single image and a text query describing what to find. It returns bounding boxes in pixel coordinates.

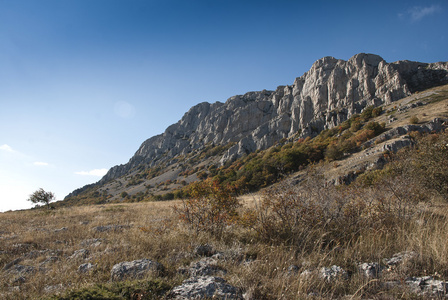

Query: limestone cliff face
[98,53,448,184]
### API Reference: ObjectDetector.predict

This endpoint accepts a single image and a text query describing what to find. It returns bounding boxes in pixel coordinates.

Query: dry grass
[1,190,447,299]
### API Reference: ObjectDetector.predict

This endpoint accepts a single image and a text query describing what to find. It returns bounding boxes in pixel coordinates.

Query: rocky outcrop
[169,276,243,300]
[67,54,448,196]
[110,258,164,281]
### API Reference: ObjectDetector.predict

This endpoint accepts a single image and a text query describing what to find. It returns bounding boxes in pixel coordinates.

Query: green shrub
[48,279,173,300]
[350,120,362,132]
[372,106,383,117]
[324,143,343,161]
[360,105,374,121]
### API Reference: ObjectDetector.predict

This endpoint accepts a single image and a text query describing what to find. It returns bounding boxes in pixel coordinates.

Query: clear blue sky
[1,0,447,211]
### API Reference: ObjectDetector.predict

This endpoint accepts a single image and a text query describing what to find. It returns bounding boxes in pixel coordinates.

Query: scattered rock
[12,276,26,284]
[110,258,164,281]
[381,137,413,153]
[24,249,62,259]
[53,227,68,233]
[319,265,348,282]
[39,256,60,266]
[179,257,226,277]
[6,264,36,276]
[405,276,448,297]
[358,262,383,279]
[80,238,103,247]
[384,276,448,297]
[211,252,225,260]
[2,258,23,271]
[69,249,90,260]
[44,284,64,293]
[397,101,426,112]
[300,270,313,278]
[78,262,96,273]
[169,276,243,300]
[383,251,417,266]
[92,225,131,232]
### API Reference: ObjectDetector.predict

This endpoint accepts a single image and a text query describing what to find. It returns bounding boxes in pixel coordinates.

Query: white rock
[110,258,164,281]
[170,276,243,300]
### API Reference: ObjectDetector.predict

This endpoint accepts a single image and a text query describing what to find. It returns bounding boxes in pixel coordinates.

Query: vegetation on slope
[62,105,386,206]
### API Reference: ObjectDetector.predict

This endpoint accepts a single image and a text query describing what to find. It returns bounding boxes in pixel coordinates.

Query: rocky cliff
[69,53,448,196]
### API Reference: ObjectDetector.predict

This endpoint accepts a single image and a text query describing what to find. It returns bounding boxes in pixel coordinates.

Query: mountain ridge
[66,53,448,200]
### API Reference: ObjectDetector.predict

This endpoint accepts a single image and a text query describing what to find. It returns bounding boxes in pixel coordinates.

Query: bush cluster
[173,179,241,236]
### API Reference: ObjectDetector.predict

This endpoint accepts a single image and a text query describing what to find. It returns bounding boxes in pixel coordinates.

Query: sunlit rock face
[94,53,448,184]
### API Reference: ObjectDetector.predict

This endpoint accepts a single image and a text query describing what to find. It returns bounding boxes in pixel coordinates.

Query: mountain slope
[65,53,448,203]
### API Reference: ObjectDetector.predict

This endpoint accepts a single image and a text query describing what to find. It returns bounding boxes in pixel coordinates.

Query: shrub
[372,106,383,117]
[172,179,241,236]
[363,121,385,135]
[324,143,343,161]
[250,166,418,249]
[396,132,448,201]
[50,279,173,300]
[410,115,419,124]
[350,120,362,132]
[360,105,374,121]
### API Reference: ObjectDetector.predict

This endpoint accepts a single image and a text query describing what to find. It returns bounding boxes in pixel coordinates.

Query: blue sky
[0,0,447,211]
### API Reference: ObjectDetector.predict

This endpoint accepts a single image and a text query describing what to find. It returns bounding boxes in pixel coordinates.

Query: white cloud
[33,161,49,166]
[75,168,108,177]
[401,5,441,22]
[0,144,14,152]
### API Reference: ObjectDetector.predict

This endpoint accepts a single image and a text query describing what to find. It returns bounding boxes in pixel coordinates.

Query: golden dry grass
[1,190,447,299]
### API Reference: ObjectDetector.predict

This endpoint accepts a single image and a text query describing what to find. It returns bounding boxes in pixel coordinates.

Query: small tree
[28,188,55,209]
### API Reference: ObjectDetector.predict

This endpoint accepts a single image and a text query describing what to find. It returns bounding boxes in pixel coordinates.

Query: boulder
[383,251,417,266]
[78,263,96,273]
[319,265,348,282]
[80,238,103,247]
[179,257,226,277]
[405,276,448,297]
[69,249,89,260]
[358,262,383,278]
[110,258,164,281]
[169,276,243,300]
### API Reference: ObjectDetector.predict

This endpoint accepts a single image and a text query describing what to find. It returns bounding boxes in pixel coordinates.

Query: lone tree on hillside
[28,188,55,209]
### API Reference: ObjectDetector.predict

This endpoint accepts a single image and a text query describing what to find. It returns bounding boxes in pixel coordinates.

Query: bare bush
[251,165,419,250]
[173,179,241,237]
